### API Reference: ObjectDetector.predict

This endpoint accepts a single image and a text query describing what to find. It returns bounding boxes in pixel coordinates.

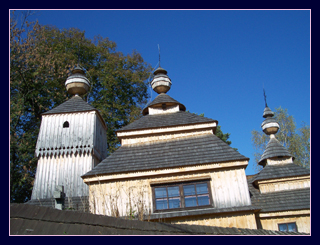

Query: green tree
[10,11,152,202]
[251,107,310,172]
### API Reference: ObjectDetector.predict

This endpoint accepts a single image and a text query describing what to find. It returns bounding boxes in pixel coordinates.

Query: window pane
[169,197,180,209]
[183,184,196,196]
[288,223,297,232]
[278,224,288,232]
[167,186,180,197]
[155,187,167,198]
[198,195,210,206]
[156,199,168,210]
[185,196,197,207]
[196,183,209,194]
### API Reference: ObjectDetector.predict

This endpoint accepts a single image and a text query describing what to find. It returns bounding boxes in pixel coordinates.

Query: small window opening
[63,121,69,128]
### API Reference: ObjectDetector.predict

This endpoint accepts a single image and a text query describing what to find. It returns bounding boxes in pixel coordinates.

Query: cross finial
[158,44,161,67]
[263,88,268,107]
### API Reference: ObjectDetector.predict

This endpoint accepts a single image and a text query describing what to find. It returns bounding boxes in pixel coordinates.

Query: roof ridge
[42,96,97,115]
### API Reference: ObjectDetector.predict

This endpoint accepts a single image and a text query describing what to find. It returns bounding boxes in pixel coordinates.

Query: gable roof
[117,111,217,132]
[42,95,97,115]
[252,163,310,183]
[82,134,249,177]
[259,137,293,165]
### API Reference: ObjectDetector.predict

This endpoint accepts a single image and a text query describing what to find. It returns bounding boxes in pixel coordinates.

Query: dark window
[152,180,212,212]
[278,222,298,232]
[63,121,69,128]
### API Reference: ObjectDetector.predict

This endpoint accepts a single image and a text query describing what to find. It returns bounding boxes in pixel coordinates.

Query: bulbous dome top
[65,65,91,96]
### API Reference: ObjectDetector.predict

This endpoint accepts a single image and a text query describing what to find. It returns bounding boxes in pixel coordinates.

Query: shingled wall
[10,203,309,235]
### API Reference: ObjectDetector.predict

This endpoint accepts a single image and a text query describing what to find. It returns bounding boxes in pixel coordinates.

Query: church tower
[31,66,107,202]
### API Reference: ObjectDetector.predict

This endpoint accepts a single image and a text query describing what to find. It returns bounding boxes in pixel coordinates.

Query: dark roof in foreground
[42,95,97,115]
[259,137,293,165]
[117,111,217,132]
[252,163,310,182]
[82,134,249,177]
[247,177,310,213]
[10,203,309,235]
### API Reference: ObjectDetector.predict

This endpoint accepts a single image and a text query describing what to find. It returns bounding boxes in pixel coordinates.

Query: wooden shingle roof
[117,111,217,132]
[247,175,310,213]
[259,137,293,165]
[11,203,309,235]
[42,95,97,115]
[82,134,249,177]
[252,163,310,182]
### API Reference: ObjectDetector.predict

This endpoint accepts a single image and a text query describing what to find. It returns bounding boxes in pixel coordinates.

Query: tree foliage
[251,107,310,172]
[10,11,152,202]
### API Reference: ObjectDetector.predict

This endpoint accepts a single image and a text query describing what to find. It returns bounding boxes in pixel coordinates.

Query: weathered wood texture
[32,111,107,199]
[148,105,180,115]
[32,152,94,199]
[169,212,257,230]
[258,214,310,233]
[258,177,310,194]
[121,129,214,145]
[87,165,251,218]
[35,112,107,159]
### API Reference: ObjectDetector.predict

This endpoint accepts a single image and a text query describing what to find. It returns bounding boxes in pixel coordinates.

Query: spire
[65,65,91,96]
[258,95,293,166]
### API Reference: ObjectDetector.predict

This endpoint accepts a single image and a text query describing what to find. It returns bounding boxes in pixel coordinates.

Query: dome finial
[151,46,172,94]
[65,65,91,95]
[261,101,279,136]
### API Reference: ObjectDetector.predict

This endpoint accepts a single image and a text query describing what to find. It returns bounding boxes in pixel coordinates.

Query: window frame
[278,222,298,232]
[151,179,213,213]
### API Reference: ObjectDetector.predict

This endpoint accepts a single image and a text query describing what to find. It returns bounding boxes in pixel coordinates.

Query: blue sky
[17,9,310,175]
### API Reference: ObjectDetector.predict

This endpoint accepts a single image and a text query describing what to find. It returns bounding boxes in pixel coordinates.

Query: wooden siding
[93,112,108,161]
[169,212,257,230]
[87,165,251,218]
[31,152,94,199]
[258,213,310,233]
[258,176,310,194]
[32,110,107,200]
[35,112,98,156]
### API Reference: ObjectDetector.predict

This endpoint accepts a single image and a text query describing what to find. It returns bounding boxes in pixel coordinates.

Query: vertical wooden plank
[58,114,64,151]
[74,152,79,197]
[31,157,41,199]
[42,116,49,153]
[52,114,58,150]
[35,118,44,155]
[61,114,66,150]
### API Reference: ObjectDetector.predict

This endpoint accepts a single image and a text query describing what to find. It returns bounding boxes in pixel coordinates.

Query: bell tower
[31,66,107,201]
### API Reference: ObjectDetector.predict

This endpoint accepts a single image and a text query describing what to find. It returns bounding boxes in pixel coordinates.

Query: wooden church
[27,64,310,233]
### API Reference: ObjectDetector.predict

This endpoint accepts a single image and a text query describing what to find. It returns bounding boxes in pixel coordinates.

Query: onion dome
[65,65,91,95]
[151,66,172,94]
[261,106,279,135]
